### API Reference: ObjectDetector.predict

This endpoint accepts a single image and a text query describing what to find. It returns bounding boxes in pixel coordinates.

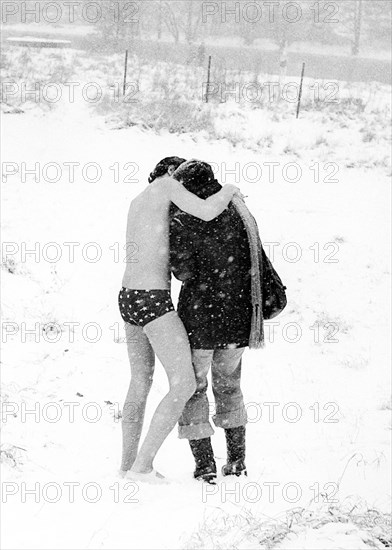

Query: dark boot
[189,437,217,484]
[222,426,247,477]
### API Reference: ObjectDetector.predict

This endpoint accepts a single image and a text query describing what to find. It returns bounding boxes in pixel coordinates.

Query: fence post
[296,62,305,118]
[123,49,129,96]
[205,55,212,103]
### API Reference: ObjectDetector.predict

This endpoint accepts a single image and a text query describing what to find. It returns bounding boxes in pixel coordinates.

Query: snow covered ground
[1,48,391,549]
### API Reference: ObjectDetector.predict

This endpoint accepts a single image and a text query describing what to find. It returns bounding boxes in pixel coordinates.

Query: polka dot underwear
[118,288,175,328]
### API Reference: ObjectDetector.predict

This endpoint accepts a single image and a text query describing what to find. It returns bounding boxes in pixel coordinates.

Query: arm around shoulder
[165,178,239,222]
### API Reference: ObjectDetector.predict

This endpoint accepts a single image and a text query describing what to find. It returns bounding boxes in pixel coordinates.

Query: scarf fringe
[232,196,265,349]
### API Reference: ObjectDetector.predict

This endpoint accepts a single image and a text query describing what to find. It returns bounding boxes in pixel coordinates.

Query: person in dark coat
[170,160,253,483]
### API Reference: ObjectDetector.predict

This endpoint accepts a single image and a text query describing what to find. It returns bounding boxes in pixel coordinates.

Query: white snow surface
[1,84,391,549]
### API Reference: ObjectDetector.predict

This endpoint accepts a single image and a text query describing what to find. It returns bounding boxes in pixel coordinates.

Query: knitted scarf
[232,196,264,349]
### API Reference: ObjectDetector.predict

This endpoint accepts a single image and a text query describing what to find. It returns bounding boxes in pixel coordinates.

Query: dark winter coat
[169,194,253,349]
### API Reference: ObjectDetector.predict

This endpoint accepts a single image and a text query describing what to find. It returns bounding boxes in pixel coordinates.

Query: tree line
[3,0,391,57]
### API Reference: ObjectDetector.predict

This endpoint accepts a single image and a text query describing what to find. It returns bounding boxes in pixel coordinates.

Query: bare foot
[126,469,168,484]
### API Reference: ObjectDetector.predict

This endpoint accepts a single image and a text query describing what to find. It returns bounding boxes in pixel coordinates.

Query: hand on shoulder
[223,184,243,198]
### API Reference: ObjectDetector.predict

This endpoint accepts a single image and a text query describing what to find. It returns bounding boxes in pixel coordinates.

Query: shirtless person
[118,158,241,482]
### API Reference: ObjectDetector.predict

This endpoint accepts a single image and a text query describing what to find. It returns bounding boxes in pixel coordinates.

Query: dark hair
[172,159,221,199]
[148,156,186,183]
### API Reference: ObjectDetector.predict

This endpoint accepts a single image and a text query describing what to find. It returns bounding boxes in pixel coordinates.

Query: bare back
[122,183,172,289]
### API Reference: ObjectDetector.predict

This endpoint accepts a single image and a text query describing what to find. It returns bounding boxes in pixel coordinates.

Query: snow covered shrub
[147,99,214,134]
[361,130,376,143]
[0,47,75,111]
[2,256,17,274]
[380,398,392,411]
[315,136,329,146]
[0,444,26,468]
[185,503,391,550]
[334,96,367,115]
[104,96,215,136]
[1,256,30,277]
[340,355,370,370]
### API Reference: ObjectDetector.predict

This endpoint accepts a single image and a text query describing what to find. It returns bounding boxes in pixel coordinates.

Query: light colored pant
[178,348,247,440]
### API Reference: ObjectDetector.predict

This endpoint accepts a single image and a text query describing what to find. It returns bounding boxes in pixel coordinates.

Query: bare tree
[336,0,364,56]
[258,1,314,64]
[352,0,363,55]
[157,0,163,40]
[184,0,203,44]
[162,1,180,43]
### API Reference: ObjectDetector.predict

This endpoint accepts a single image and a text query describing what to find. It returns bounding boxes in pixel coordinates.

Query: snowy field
[1,47,391,549]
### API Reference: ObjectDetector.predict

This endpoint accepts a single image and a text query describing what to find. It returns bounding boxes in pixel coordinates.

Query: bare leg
[120,324,155,472]
[131,311,197,474]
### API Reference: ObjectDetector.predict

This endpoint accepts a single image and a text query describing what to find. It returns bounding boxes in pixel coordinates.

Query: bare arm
[164,178,239,222]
